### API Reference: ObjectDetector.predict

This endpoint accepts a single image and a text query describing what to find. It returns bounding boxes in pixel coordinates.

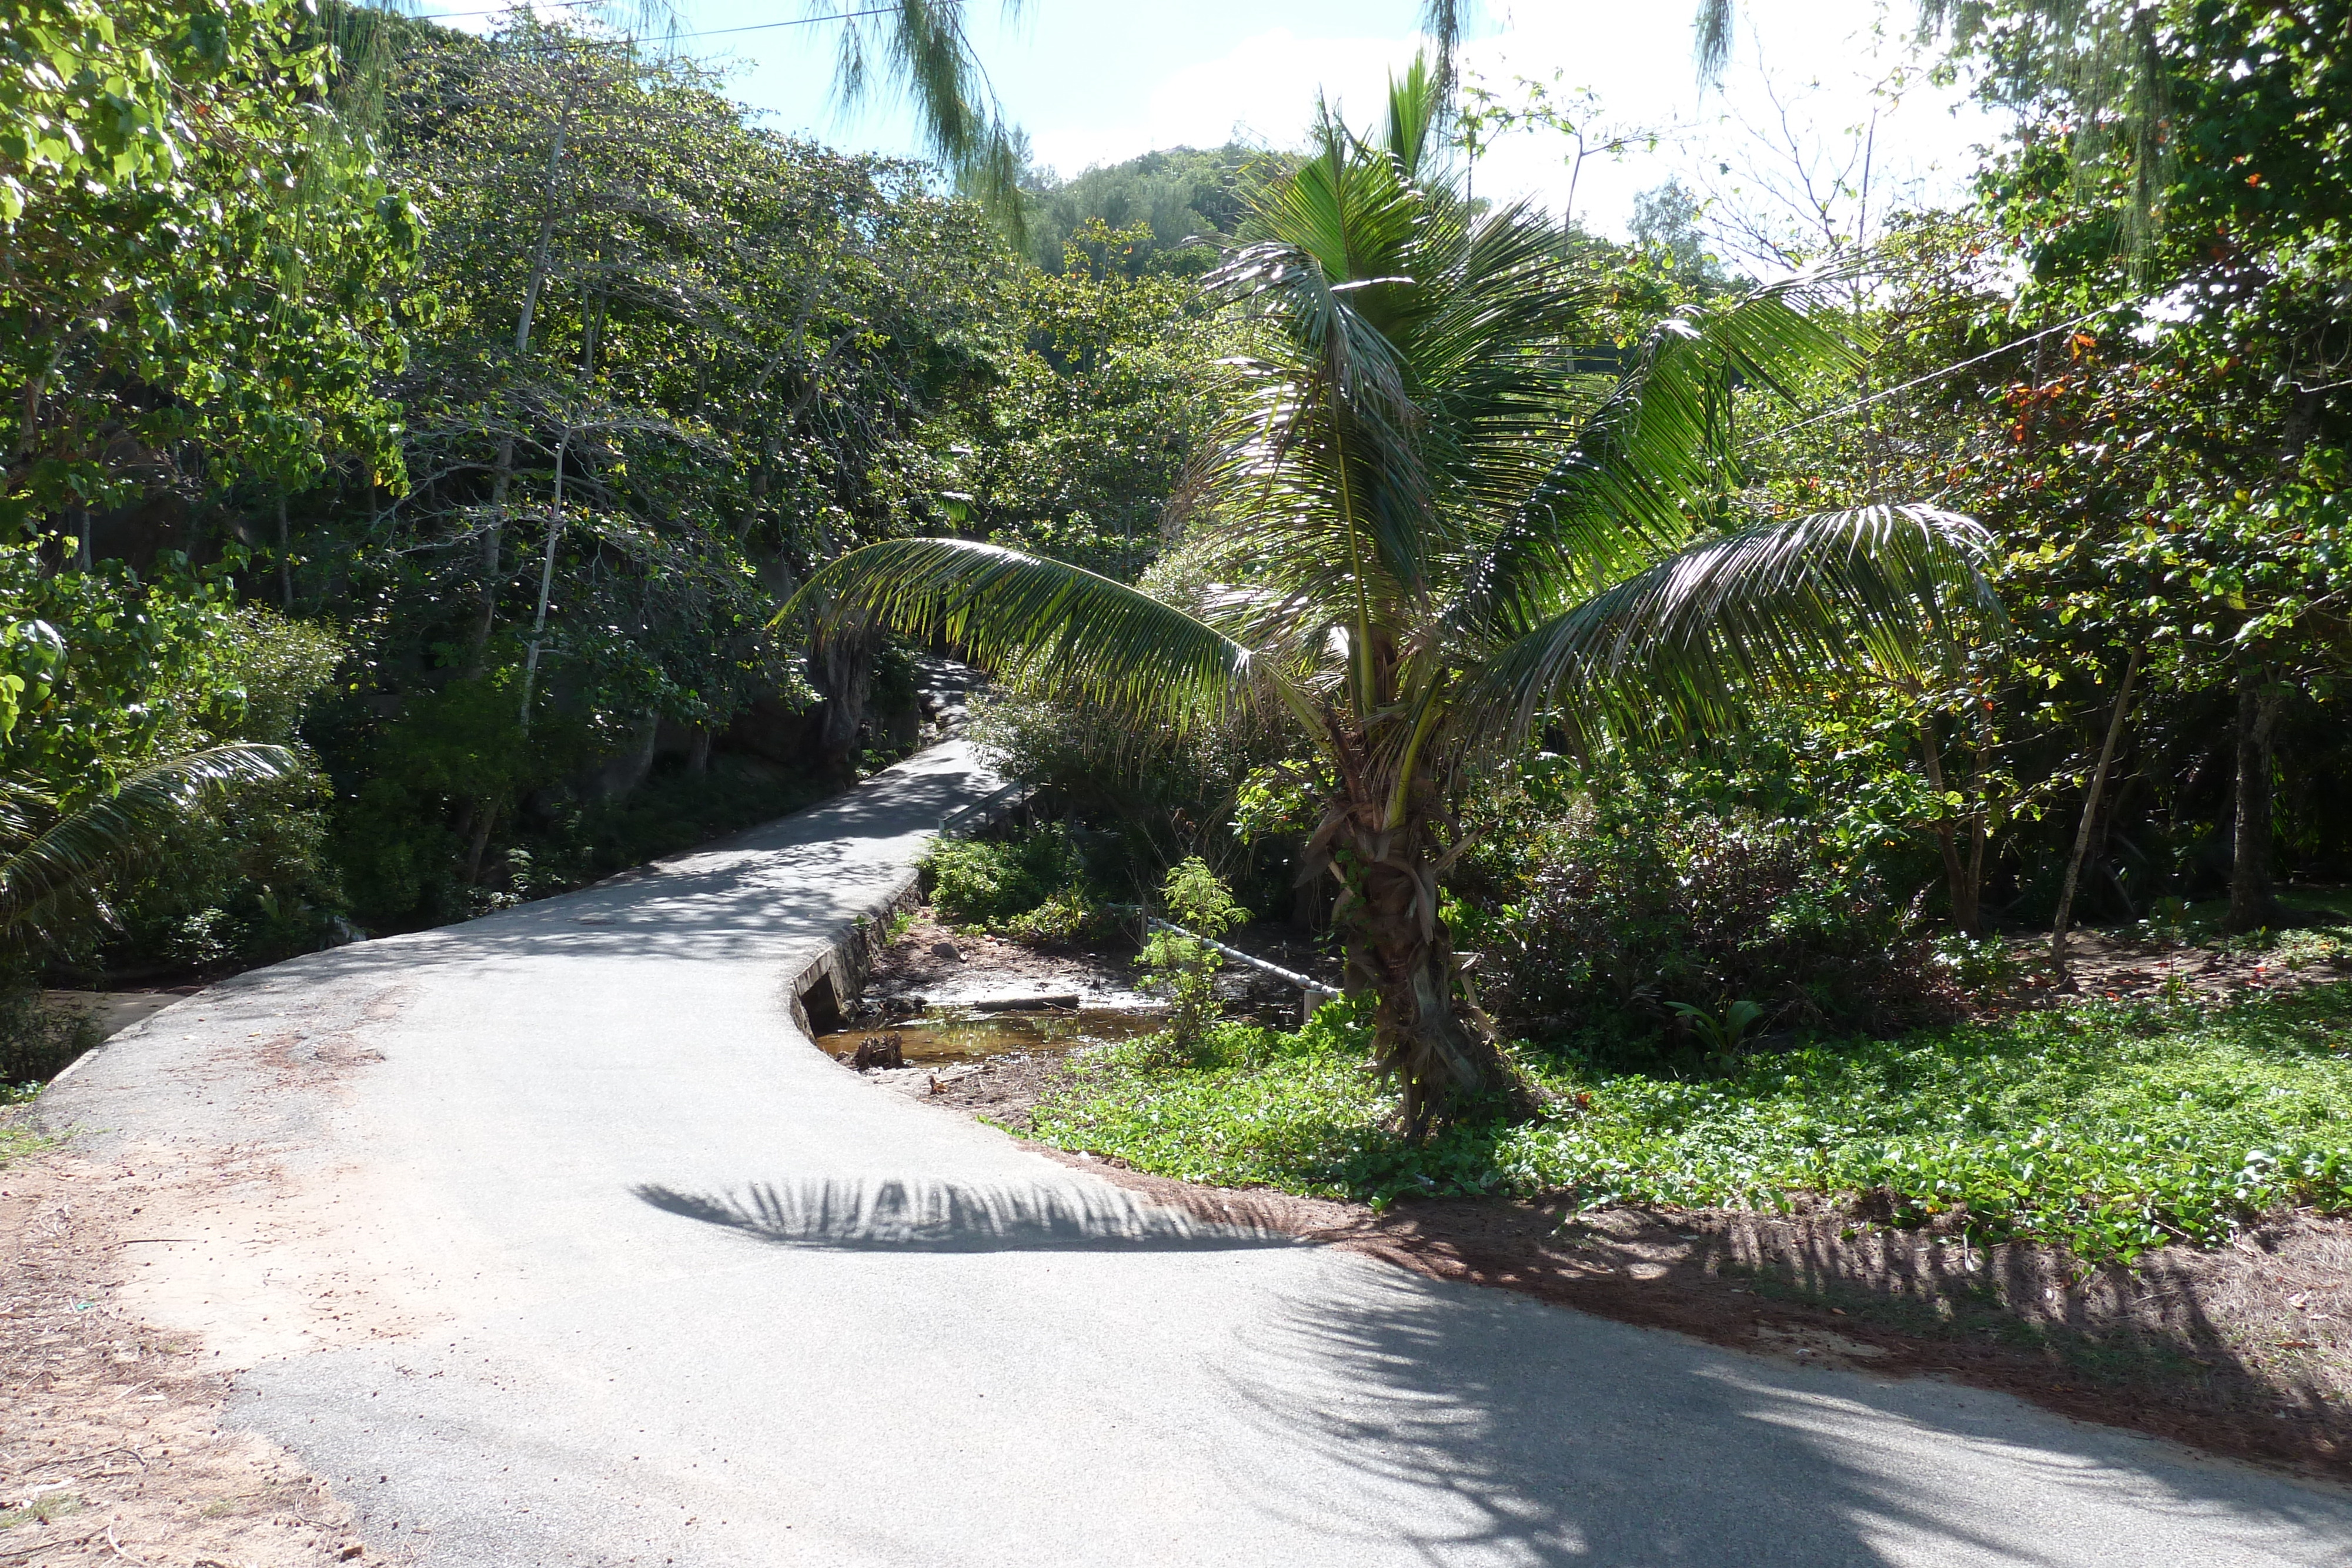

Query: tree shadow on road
[1208,1263,2352,1567]
[633,1176,1311,1252]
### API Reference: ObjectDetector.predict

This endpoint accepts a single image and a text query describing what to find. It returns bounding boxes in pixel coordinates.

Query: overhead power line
[1745,264,2247,447]
[1747,302,2133,447]
[403,2,900,44]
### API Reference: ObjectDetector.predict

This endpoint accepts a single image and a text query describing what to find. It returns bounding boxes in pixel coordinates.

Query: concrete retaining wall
[783,870,926,1041]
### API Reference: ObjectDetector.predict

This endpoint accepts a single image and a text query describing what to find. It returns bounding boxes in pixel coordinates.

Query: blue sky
[418,1,2004,245]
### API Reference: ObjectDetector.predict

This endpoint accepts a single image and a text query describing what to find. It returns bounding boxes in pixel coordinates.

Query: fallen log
[970,994,1081,1013]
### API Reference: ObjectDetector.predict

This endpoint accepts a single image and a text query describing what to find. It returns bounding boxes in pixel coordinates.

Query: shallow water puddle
[815,1005,1164,1066]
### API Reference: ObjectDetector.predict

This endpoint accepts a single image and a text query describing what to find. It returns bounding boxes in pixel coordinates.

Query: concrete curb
[783,868,926,1041]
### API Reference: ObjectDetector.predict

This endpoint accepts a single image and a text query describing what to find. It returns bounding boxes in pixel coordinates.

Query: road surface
[42,740,2352,1566]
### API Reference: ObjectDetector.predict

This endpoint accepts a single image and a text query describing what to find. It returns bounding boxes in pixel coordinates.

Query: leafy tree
[941,219,1225,577]
[1,0,416,551]
[0,743,296,953]
[1136,857,1248,1060]
[797,61,1990,1131]
[0,539,300,955]
[309,19,1004,919]
[1630,179,1730,286]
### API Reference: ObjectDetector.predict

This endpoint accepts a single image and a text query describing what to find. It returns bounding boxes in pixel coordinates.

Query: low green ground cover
[1,1083,48,1168]
[1027,983,2352,1263]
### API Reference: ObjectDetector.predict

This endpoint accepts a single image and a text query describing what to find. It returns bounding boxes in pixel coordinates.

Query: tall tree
[796,61,1992,1130]
[1,0,415,554]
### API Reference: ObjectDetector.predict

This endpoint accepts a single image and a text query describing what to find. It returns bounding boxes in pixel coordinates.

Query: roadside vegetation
[1030,979,2352,1266]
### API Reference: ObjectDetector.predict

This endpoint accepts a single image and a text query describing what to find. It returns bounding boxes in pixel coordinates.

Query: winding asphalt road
[41,740,2352,1566]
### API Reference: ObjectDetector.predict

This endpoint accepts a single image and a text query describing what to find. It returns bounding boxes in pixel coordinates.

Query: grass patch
[0,1495,83,1529]
[1028,983,2352,1264]
[2,1079,53,1168]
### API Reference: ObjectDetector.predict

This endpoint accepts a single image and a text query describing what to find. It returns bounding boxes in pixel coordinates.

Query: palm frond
[1381,51,1443,179]
[1449,278,1866,638]
[1694,0,1735,83]
[1468,505,1996,741]
[790,539,1261,733]
[820,0,1028,236]
[0,744,300,945]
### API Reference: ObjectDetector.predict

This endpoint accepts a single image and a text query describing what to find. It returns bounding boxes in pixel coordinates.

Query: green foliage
[91,604,352,971]
[0,544,316,961]
[0,545,253,785]
[1033,983,2352,1263]
[1666,998,1767,1061]
[1135,857,1247,1061]
[922,823,1091,936]
[1629,180,1732,287]
[1018,145,1274,276]
[941,220,1225,579]
[799,58,1990,1122]
[0,986,96,1088]
[1454,764,1947,1058]
[1,0,414,529]
[966,681,1299,913]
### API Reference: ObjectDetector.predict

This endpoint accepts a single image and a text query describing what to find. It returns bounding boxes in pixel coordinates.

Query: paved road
[43,741,2352,1566]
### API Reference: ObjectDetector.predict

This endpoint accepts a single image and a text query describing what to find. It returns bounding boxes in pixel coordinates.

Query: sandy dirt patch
[0,1146,377,1567]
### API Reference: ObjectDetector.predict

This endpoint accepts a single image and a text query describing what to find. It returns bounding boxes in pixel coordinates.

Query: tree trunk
[2052,649,2141,978]
[1315,786,1539,1137]
[1915,720,1980,935]
[2224,667,2286,934]
[473,434,515,669]
[687,726,713,774]
[464,800,499,886]
[810,613,878,786]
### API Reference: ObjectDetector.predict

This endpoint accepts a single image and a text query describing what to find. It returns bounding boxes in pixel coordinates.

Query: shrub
[1460,791,1950,1059]
[966,685,1301,915]
[0,988,98,1087]
[923,823,1091,935]
[1135,857,1248,1061]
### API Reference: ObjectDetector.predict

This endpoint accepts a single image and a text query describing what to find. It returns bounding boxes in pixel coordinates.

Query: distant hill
[1019,144,1291,275]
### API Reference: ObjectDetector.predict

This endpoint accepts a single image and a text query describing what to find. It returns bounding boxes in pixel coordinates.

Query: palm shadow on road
[1209,1264,2352,1567]
[634,1176,1310,1252]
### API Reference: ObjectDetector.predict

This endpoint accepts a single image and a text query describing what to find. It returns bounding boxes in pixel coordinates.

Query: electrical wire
[401,3,900,44]
[1742,262,2258,447]
[1745,302,2133,446]
[402,0,607,22]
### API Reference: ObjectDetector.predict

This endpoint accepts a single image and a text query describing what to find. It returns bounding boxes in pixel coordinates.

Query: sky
[416,0,2009,245]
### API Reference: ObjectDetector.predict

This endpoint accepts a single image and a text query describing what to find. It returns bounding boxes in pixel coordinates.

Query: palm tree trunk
[1321,788,1537,1136]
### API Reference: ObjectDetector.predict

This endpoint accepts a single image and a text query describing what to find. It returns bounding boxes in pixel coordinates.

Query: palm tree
[0,744,298,953]
[793,61,1993,1133]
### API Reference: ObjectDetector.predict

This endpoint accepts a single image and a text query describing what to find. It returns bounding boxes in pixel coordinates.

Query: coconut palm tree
[793,61,1994,1133]
[0,744,297,953]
